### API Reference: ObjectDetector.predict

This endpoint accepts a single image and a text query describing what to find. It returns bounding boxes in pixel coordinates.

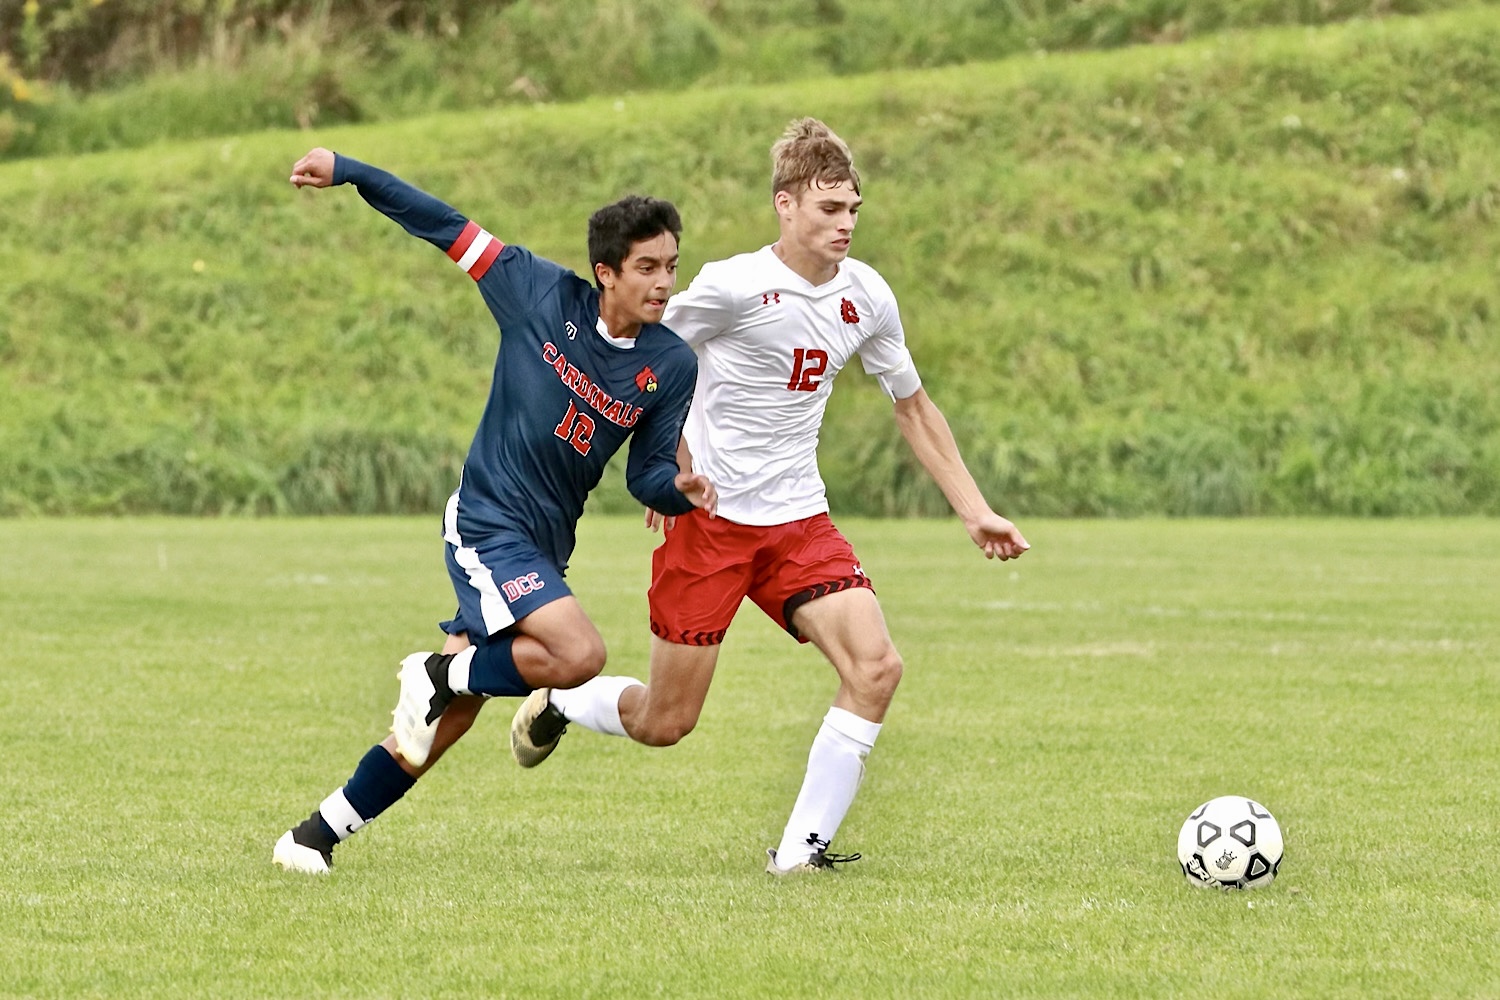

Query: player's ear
[594,262,617,290]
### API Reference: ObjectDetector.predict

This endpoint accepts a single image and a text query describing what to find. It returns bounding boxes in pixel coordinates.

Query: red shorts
[648,510,874,646]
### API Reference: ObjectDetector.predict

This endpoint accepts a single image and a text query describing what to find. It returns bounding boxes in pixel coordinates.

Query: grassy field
[1,515,1495,998]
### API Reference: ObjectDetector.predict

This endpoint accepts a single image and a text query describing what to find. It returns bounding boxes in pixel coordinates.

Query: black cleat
[273,815,335,874]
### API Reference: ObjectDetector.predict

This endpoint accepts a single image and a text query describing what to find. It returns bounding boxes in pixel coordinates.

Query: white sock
[772,707,882,868]
[446,646,478,695]
[318,789,366,843]
[548,676,643,738]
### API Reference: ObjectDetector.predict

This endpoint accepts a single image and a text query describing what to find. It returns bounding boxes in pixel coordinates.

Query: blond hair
[770,117,860,197]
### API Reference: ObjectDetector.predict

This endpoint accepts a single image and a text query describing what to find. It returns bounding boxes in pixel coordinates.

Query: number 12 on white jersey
[787,348,829,392]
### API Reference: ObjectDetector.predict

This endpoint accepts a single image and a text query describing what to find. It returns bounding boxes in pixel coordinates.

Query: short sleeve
[662,261,737,348]
[857,290,922,401]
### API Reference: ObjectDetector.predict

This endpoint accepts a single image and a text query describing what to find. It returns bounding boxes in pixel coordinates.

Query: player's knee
[637,720,695,747]
[554,633,607,687]
[634,711,697,747]
[854,648,903,701]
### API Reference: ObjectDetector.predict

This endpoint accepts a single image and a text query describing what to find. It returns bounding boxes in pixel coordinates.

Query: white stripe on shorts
[443,487,463,546]
[454,544,516,636]
[443,484,516,637]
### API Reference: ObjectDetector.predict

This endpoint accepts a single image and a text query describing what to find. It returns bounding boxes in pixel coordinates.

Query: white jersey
[663,245,922,526]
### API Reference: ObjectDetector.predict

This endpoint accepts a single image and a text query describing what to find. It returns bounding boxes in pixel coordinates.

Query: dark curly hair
[587,195,682,289]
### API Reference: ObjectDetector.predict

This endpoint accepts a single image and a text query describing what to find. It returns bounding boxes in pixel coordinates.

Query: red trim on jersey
[469,236,503,279]
[447,220,481,263]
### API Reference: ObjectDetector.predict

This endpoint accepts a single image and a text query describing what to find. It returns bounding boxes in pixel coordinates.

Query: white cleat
[391,651,452,768]
[764,847,862,875]
[273,830,330,874]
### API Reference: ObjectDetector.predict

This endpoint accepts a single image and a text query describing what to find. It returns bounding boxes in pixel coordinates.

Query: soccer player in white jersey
[510,118,1029,873]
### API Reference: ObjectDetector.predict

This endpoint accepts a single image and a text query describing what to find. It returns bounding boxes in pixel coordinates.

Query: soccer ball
[1177,796,1284,890]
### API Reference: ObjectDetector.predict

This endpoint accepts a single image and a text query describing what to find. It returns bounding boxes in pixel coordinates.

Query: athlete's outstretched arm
[892,387,1029,560]
[290,147,476,256]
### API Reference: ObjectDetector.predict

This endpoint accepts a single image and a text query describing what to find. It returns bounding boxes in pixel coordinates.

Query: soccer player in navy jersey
[272,147,715,874]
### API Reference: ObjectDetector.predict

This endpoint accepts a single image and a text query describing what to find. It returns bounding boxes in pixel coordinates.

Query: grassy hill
[2,7,1498,516]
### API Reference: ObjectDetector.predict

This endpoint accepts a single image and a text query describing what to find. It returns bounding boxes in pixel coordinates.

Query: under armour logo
[762,292,781,305]
[804,832,830,850]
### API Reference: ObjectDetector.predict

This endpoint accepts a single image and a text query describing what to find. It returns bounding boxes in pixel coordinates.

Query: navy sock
[343,745,417,821]
[294,747,419,863]
[465,634,533,697]
[298,743,417,863]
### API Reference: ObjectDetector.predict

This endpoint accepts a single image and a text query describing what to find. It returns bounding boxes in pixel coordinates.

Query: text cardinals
[542,342,644,428]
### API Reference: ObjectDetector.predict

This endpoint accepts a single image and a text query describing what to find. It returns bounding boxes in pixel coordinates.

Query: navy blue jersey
[332,155,697,569]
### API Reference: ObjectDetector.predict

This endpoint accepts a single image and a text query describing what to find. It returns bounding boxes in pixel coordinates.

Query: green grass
[4,8,1500,516]
[1,516,1496,997]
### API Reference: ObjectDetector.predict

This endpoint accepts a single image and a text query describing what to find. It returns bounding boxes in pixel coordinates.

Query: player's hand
[644,507,684,533]
[290,148,336,189]
[967,511,1030,560]
[675,471,717,518]
[647,473,717,533]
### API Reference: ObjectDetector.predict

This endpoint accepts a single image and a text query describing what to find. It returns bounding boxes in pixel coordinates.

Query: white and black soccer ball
[1177,796,1284,890]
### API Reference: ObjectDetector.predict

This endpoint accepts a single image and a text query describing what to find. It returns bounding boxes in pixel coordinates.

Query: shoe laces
[809,850,862,868]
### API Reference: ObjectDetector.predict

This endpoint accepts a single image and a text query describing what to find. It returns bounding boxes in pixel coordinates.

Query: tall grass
[5,0,1499,159]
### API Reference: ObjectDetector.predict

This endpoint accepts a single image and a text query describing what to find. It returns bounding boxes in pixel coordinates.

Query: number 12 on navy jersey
[787,348,829,392]
[554,401,596,455]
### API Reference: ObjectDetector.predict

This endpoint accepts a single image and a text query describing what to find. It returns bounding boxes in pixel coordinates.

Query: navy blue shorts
[439,532,572,641]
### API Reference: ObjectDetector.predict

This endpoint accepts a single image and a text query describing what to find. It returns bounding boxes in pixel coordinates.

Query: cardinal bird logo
[635,366,659,393]
[840,298,860,324]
